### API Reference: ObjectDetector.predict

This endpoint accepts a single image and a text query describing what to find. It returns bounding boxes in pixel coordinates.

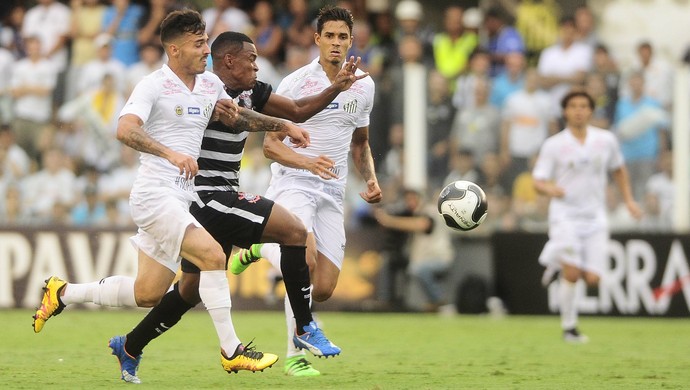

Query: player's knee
[134,290,163,308]
[283,224,307,246]
[196,243,226,270]
[312,284,335,302]
[178,275,202,304]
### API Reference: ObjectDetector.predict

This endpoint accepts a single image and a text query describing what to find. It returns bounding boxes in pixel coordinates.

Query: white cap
[94,33,113,48]
[463,7,483,29]
[395,0,423,21]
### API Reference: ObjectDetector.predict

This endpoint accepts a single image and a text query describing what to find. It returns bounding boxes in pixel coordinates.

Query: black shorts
[181,191,274,274]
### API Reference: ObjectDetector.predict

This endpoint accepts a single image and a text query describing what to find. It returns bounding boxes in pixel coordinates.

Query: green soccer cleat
[284,356,320,377]
[229,244,263,275]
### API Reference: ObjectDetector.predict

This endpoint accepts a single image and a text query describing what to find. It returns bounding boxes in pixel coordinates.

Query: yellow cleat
[32,276,67,333]
[221,342,278,374]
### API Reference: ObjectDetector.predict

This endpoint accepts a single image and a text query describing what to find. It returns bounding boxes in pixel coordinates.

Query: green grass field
[2,309,688,389]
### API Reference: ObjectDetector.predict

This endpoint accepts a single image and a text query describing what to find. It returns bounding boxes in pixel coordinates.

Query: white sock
[61,276,137,307]
[198,270,241,356]
[284,294,304,358]
[559,278,578,330]
[260,243,282,272]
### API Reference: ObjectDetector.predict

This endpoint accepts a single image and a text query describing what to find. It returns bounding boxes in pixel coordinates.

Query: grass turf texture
[2,310,688,389]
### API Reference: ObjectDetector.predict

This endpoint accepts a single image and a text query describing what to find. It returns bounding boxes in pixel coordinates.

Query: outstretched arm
[351,126,382,203]
[263,131,337,180]
[216,107,310,148]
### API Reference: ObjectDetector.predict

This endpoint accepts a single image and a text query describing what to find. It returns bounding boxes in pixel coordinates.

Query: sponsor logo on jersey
[326,102,339,109]
[174,105,183,116]
[188,107,201,115]
[343,99,358,113]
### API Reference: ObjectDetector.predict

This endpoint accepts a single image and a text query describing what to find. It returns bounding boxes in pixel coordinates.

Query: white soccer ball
[437,180,488,231]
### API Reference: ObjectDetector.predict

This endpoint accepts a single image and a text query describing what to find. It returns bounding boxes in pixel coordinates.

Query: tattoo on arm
[120,126,168,157]
[236,109,286,133]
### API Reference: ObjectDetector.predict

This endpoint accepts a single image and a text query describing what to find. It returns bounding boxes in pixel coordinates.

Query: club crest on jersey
[188,107,200,115]
[203,103,213,119]
[343,99,358,114]
[174,105,183,116]
[239,192,260,203]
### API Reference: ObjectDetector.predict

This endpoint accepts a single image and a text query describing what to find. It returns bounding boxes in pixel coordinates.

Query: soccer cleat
[32,276,67,333]
[221,342,279,373]
[293,321,341,358]
[284,356,321,377]
[109,335,142,384]
[563,328,590,344]
[541,265,560,288]
[229,244,263,275]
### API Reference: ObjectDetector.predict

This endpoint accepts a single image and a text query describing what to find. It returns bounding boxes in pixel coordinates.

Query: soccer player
[31,9,300,381]
[230,5,382,373]
[106,30,367,382]
[533,90,642,343]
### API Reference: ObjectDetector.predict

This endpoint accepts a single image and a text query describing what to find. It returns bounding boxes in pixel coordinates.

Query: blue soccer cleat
[293,321,341,358]
[109,335,142,384]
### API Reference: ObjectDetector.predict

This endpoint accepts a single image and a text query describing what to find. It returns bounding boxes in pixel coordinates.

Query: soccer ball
[437,180,488,231]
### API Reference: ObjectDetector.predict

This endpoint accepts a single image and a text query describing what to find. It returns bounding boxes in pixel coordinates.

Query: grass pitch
[2,309,688,389]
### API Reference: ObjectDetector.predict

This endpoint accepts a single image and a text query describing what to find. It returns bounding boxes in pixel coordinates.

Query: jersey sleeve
[607,133,625,171]
[252,80,273,112]
[120,76,158,123]
[532,138,555,181]
[356,78,375,128]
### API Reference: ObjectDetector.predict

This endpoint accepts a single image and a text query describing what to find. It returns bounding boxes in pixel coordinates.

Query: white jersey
[532,126,624,225]
[273,57,375,190]
[120,64,230,194]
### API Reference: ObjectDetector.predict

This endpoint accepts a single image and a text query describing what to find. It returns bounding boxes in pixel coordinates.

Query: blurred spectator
[607,182,638,232]
[515,0,560,65]
[489,51,525,109]
[426,70,456,189]
[22,0,72,72]
[20,148,77,222]
[394,0,434,68]
[281,0,317,59]
[591,44,620,106]
[574,4,598,48]
[585,72,614,129]
[499,68,555,190]
[137,0,183,47]
[102,0,145,67]
[537,16,592,116]
[0,124,31,184]
[433,5,479,81]
[100,145,138,225]
[58,73,125,170]
[10,36,57,161]
[373,189,455,313]
[613,71,670,201]
[444,147,479,185]
[125,42,164,96]
[67,0,106,101]
[77,34,127,96]
[0,45,14,125]
[0,182,27,225]
[510,154,548,231]
[449,77,500,165]
[71,184,107,226]
[251,1,284,66]
[203,0,251,43]
[0,4,26,58]
[641,150,673,231]
[620,41,673,111]
[369,9,396,71]
[476,152,513,233]
[348,20,384,78]
[452,48,491,111]
[483,6,525,77]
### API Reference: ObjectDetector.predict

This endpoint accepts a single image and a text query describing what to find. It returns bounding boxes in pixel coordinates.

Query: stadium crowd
[0,0,678,235]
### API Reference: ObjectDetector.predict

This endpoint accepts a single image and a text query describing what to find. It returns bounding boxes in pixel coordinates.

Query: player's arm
[116,114,198,180]
[612,165,643,219]
[262,56,368,123]
[533,178,564,198]
[221,107,310,147]
[351,126,382,204]
[263,131,337,180]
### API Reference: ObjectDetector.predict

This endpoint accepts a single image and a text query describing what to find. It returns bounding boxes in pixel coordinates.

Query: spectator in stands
[621,41,673,111]
[203,0,252,43]
[537,16,592,116]
[499,68,555,190]
[426,70,456,190]
[22,0,71,72]
[483,6,525,77]
[0,182,26,225]
[444,147,479,186]
[489,52,525,109]
[102,0,145,67]
[125,42,164,96]
[67,0,106,101]
[137,0,183,47]
[10,36,57,161]
[585,72,614,129]
[0,124,31,185]
[0,4,26,58]
[452,48,491,111]
[281,0,317,60]
[433,5,478,82]
[77,34,127,96]
[0,45,14,126]
[450,77,500,166]
[574,4,598,48]
[71,184,107,226]
[591,44,620,107]
[476,151,512,233]
[613,71,669,202]
[394,0,434,68]
[20,148,77,222]
[250,1,284,66]
[641,150,674,232]
[100,145,138,226]
[511,154,548,232]
[515,0,560,65]
[349,20,384,78]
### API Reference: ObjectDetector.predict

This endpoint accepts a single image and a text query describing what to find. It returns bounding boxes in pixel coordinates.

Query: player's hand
[215,99,239,125]
[360,179,382,204]
[334,56,369,91]
[167,150,198,180]
[549,185,565,198]
[306,155,338,180]
[285,122,310,148]
[626,200,644,220]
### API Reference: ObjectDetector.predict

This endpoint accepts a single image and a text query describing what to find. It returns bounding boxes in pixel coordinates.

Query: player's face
[174,32,211,75]
[315,21,352,66]
[230,42,259,91]
[563,96,593,128]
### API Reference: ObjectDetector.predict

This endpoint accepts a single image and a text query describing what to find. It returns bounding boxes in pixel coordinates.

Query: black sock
[279,245,313,332]
[124,283,195,356]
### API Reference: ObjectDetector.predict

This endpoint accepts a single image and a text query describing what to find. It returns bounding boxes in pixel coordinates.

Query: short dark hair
[316,6,354,35]
[559,16,576,27]
[561,90,595,110]
[211,31,254,62]
[160,9,206,45]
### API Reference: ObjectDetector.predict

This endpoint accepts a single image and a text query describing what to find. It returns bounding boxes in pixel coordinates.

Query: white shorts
[538,219,609,276]
[129,186,202,272]
[265,176,346,270]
